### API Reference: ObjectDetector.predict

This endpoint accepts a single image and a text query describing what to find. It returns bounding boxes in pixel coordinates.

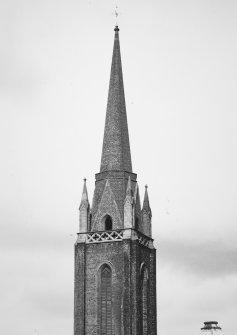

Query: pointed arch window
[141,266,149,335]
[98,264,112,335]
[104,215,112,231]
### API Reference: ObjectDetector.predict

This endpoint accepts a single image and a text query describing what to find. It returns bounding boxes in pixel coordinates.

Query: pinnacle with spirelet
[141,184,152,237]
[142,185,151,212]
[80,178,89,205]
[79,178,90,234]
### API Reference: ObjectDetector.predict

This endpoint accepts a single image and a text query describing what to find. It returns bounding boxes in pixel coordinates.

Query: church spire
[100,26,132,173]
[74,26,157,335]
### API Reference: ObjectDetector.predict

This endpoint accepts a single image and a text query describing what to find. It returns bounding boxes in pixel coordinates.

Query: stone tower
[74,26,157,335]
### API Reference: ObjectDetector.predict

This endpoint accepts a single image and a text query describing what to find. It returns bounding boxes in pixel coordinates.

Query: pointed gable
[92,179,122,231]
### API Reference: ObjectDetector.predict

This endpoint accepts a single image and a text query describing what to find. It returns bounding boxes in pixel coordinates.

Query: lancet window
[104,215,112,231]
[141,266,149,335]
[98,264,112,335]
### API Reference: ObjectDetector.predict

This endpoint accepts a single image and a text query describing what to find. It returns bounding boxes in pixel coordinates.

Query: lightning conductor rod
[113,5,119,26]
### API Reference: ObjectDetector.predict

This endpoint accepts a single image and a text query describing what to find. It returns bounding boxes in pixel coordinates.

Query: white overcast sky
[1,0,237,334]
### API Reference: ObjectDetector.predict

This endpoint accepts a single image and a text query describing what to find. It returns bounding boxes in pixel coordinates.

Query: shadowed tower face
[74,26,157,335]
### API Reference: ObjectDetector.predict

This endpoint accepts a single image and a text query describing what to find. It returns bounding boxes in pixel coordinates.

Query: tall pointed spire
[74,26,157,335]
[91,26,139,231]
[100,26,132,173]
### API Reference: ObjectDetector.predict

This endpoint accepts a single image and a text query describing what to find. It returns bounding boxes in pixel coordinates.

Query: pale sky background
[1,0,237,334]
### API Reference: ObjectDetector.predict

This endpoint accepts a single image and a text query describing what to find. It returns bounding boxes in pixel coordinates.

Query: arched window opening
[104,215,112,231]
[141,267,149,335]
[99,265,112,335]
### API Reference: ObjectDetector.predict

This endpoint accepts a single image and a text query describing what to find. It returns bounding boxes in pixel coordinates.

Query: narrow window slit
[105,215,112,231]
[99,265,112,335]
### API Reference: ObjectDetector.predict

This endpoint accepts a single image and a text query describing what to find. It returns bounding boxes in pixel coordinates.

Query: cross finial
[113,5,119,26]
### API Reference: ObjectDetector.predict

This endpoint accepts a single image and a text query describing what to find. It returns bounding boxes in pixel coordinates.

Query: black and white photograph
[1,1,236,334]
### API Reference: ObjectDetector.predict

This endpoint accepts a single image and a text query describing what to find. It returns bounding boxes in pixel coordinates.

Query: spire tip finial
[113,5,119,31]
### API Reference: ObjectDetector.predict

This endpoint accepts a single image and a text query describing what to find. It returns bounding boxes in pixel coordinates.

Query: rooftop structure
[201,321,222,334]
